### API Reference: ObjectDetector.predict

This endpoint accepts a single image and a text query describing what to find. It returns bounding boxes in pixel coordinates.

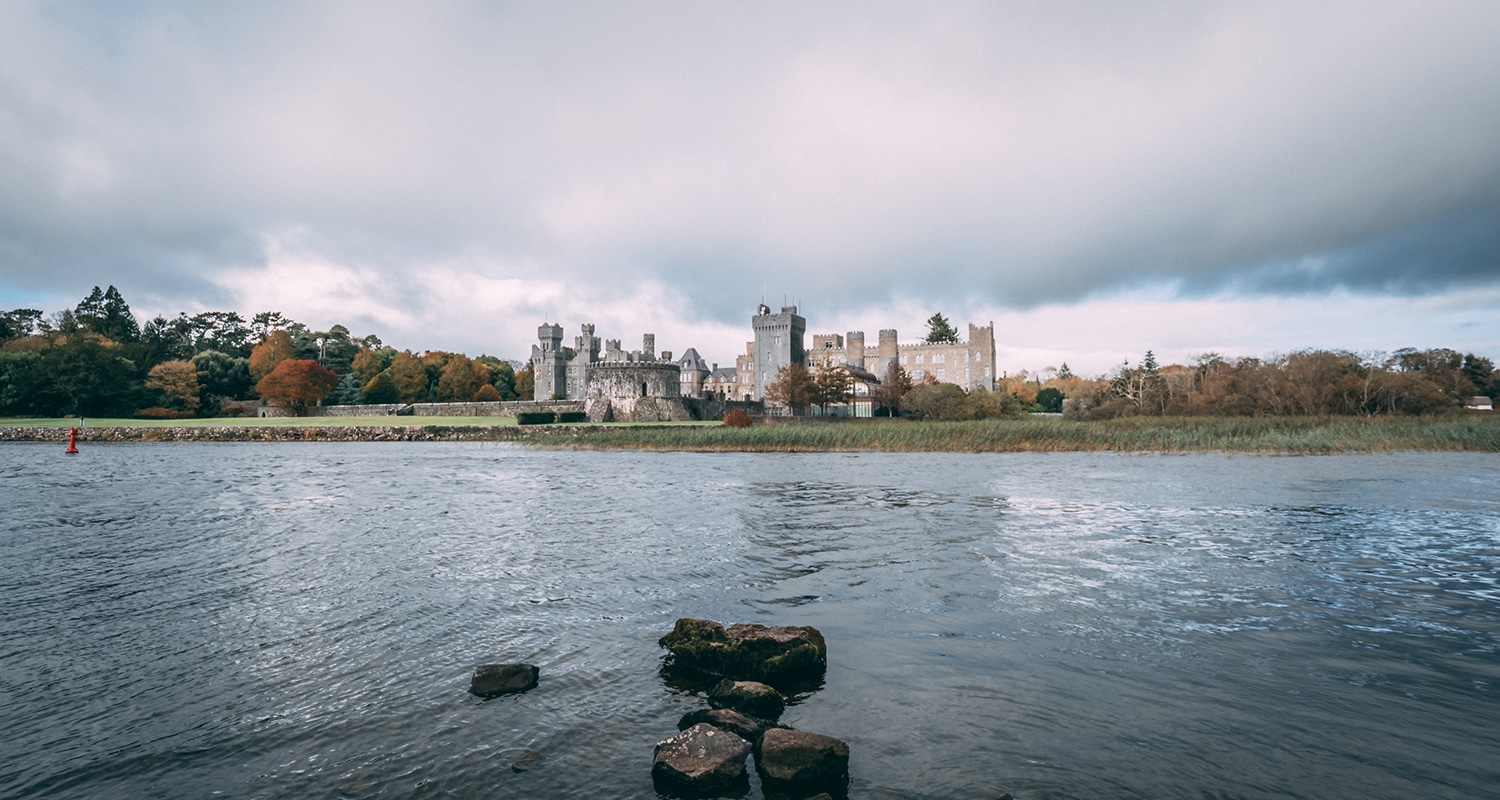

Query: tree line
[759,312,1498,421]
[0,286,535,418]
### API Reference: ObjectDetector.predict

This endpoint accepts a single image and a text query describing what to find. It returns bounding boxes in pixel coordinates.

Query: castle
[531,305,997,418]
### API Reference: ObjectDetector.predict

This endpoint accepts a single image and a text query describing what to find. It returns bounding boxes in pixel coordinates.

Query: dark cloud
[1,1,1499,353]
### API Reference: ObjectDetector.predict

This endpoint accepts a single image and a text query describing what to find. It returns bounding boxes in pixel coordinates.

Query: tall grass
[513,415,1500,453]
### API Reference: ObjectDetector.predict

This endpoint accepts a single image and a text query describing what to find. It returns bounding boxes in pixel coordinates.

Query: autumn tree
[352,347,395,386]
[812,364,854,413]
[765,363,817,413]
[924,313,959,344]
[473,383,502,402]
[436,353,482,401]
[249,330,296,382]
[362,371,401,404]
[872,361,912,415]
[255,359,338,415]
[146,360,202,414]
[387,350,430,403]
[514,362,535,400]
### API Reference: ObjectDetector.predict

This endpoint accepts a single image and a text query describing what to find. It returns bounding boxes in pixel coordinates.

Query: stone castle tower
[751,304,806,401]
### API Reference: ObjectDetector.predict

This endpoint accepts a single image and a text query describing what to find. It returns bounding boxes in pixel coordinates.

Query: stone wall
[256,400,585,418]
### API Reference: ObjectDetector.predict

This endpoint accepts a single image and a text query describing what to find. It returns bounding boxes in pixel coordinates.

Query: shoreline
[3,415,1498,453]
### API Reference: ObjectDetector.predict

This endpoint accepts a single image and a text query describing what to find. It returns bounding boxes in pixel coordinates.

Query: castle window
[913,369,925,379]
[641,382,648,397]
[932,353,944,363]
[915,353,924,363]
[936,369,945,380]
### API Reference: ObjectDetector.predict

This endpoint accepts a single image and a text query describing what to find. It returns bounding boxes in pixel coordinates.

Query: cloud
[2,1,1498,362]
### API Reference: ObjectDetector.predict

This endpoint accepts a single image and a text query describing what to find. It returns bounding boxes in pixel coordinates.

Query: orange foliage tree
[249,330,295,382]
[255,359,338,415]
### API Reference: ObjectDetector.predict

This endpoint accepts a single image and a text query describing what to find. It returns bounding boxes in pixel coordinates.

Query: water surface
[2,445,1497,798]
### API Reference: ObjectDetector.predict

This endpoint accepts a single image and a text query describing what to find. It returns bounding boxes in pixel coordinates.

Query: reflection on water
[1,446,1497,799]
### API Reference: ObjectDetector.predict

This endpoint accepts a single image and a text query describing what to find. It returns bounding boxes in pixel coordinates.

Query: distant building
[1468,396,1494,410]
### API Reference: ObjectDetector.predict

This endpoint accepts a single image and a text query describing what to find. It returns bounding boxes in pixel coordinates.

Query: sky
[2,1,1498,376]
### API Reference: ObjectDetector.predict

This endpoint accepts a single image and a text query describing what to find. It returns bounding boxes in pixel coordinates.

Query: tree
[872,361,912,415]
[387,350,430,403]
[924,313,959,344]
[351,347,395,386]
[903,382,972,420]
[74,285,140,343]
[249,330,296,382]
[146,360,202,414]
[436,353,482,401]
[192,350,253,400]
[475,355,517,399]
[187,311,252,356]
[250,311,290,342]
[473,383,502,402]
[765,363,817,413]
[139,315,193,364]
[327,372,363,405]
[514,362,535,400]
[1,308,43,341]
[1057,362,1074,380]
[255,359,338,414]
[812,364,854,413]
[362,371,401,404]
[1035,386,1065,413]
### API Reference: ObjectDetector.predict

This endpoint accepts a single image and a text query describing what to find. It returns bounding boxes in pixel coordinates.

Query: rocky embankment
[0,425,531,443]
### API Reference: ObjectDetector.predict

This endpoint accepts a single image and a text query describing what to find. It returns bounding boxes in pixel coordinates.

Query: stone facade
[751,304,806,401]
[530,322,696,422]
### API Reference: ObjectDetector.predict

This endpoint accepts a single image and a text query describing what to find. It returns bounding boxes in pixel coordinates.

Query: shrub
[220,403,250,417]
[517,411,556,425]
[557,411,587,423]
[133,406,185,419]
[723,407,752,428]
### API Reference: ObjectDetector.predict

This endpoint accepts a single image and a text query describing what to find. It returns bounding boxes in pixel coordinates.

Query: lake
[2,444,1497,798]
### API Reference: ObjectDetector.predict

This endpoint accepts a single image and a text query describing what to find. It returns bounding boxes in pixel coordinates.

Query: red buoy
[65,427,79,454]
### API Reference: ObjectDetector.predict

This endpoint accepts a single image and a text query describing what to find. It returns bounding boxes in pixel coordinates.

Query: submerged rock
[755,728,849,795]
[652,723,752,793]
[658,618,827,684]
[708,679,785,720]
[469,663,539,697]
[677,707,782,744]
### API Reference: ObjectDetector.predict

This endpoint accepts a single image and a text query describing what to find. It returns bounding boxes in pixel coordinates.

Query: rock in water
[658,618,827,684]
[708,679,786,720]
[652,723,752,793]
[677,708,781,744]
[755,728,850,795]
[469,663,539,697]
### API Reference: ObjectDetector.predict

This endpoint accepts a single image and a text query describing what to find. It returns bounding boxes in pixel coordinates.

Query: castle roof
[677,347,710,373]
[709,366,737,381]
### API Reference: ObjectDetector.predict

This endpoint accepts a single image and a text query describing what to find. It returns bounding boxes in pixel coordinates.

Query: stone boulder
[755,728,849,795]
[469,663,539,697]
[652,723,752,794]
[677,707,782,744]
[708,679,785,720]
[658,618,827,684]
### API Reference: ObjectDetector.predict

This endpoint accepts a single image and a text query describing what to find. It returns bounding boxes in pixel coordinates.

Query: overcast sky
[2,1,1498,375]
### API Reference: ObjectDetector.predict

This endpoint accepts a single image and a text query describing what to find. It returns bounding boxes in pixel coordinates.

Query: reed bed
[524,415,1500,453]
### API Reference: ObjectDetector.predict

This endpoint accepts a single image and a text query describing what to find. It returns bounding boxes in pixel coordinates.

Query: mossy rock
[658,618,827,685]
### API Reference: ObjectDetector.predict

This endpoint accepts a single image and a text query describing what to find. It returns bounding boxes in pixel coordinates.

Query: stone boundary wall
[256,400,585,418]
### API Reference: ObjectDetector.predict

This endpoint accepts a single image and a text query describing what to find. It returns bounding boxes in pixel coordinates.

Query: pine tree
[924,313,959,344]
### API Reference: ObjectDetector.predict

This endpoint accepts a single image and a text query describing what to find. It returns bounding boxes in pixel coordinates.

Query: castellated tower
[751,304,806,401]
[877,329,899,378]
[845,331,866,370]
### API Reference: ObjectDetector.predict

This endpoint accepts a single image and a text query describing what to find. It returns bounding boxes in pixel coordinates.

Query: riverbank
[3,414,1498,452]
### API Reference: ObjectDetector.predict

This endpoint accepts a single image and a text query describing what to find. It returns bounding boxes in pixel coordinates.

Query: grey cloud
[2,1,1499,329]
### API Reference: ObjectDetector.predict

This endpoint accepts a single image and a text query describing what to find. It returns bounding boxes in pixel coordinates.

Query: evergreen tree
[328,372,363,405]
[924,313,959,344]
